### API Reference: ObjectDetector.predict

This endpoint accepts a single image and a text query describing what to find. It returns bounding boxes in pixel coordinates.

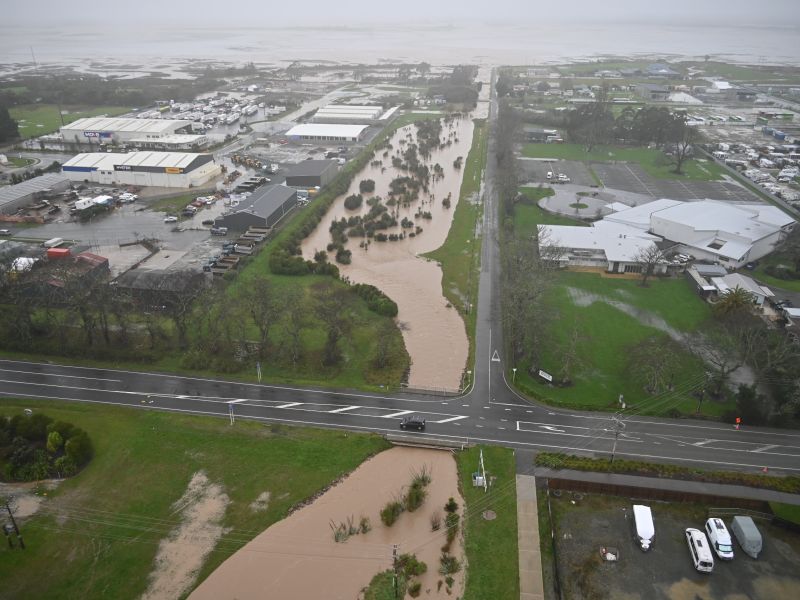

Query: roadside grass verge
[424,118,488,380]
[513,272,728,416]
[536,453,800,494]
[521,143,725,181]
[0,399,390,599]
[10,104,133,138]
[770,502,800,525]
[7,156,35,167]
[145,193,196,213]
[457,446,519,600]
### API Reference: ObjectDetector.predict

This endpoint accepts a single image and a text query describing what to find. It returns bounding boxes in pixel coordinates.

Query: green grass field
[514,272,730,416]
[6,156,35,168]
[748,254,800,293]
[146,193,196,213]
[9,105,133,138]
[457,446,519,600]
[424,118,488,378]
[0,399,389,599]
[521,143,725,181]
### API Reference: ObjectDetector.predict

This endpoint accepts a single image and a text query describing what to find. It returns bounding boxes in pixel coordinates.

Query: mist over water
[2,21,799,67]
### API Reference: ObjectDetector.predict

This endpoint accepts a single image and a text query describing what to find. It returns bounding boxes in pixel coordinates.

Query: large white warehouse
[285,123,368,143]
[311,104,383,123]
[62,152,221,188]
[60,117,193,146]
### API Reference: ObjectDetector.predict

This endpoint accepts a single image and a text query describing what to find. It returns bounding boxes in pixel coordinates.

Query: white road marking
[692,439,716,446]
[227,399,248,404]
[753,444,779,453]
[4,390,800,473]
[382,410,415,419]
[0,368,121,383]
[434,415,469,424]
[275,402,303,409]
[541,425,566,433]
[328,405,362,414]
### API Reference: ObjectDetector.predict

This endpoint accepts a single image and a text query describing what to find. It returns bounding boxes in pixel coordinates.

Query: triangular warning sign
[491,350,500,362]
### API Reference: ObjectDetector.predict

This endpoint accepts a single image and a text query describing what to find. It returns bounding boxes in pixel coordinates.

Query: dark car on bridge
[399,416,426,431]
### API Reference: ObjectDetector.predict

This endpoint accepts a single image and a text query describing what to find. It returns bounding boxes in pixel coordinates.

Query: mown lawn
[0,399,389,600]
[10,104,133,138]
[521,143,725,181]
[145,193,196,213]
[514,272,730,416]
[424,118,488,375]
[457,446,519,600]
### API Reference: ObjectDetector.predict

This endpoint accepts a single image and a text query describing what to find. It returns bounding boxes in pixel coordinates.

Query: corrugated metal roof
[0,173,71,207]
[60,117,191,135]
[286,160,338,178]
[62,151,207,171]
[285,124,368,138]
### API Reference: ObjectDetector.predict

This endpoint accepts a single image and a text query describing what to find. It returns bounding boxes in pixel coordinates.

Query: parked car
[399,416,426,431]
[557,174,571,183]
[164,215,178,223]
[0,229,11,236]
[685,528,714,573]
[202,219,215,226]
[705,518,734,560]
[546,170,553,180]
[210,227,228,236]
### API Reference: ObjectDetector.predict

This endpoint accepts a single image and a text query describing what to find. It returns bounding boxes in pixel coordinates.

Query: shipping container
[47,247,71,259]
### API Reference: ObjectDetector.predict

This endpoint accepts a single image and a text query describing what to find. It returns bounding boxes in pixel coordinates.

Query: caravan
[685,528,714,573]
[705,518,734,560]
[632,505,655,551]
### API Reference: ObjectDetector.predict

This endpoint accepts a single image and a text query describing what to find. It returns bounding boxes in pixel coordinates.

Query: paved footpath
[516,474,545,600]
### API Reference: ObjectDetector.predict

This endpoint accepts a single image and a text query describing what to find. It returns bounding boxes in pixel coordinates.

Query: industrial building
[128,134,209,151]
[285,124,368,144]
[284,160,339,189]
[215,185,297,231]
[59,117,193,147]
[62,152,221,188]
[0,173,72,215]
[312,104,383,123]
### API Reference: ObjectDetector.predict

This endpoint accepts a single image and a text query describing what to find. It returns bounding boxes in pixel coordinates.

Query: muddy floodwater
[189,447,466,600]
[302,117,475,390]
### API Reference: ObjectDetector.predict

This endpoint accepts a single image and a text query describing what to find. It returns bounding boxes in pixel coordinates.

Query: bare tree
[155,271,206,350]
[632,245,665,287]
[280,287,307,366]
[668,115,697,175]
[692,325,744,396]
[313,284,352,366]
[242,277,283,358]
[627,336,682,394]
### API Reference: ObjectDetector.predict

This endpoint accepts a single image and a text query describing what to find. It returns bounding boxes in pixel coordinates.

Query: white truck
[632,505,655,551]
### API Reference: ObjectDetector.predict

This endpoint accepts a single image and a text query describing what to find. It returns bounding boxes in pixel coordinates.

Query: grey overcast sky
[4,0,799,27]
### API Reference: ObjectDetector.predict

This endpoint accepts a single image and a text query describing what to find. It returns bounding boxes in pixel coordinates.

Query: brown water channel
[301,117,474,391]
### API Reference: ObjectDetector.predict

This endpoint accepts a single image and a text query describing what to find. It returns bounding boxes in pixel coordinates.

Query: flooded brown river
[302,116,475,391]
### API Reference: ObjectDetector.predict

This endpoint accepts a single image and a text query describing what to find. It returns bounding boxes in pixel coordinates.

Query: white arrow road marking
[541,425,566,433]
[434,415,469,424]
[328,405,360,414]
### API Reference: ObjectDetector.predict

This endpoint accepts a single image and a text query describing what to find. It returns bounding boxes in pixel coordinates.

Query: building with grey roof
[0,173,72,215]
[60,117,193,147]
[215,185,297,231]
[284,160,339,189]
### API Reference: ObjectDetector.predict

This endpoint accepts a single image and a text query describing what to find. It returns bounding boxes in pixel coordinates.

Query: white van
[43,237,64,248]
[632,505,655,551]
[685,528,714,573]
[705,518,734,560]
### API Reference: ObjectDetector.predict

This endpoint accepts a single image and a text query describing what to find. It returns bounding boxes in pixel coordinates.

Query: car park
[399,416,426,431]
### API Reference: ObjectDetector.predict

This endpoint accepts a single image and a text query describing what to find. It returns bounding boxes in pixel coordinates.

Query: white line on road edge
[227,399,248,404]
[0,368,122,383]
[275,402,303,409]
[753,444,779,453]
[382,410,415,419]
[4,390,800,473]
[434,416,469,424]
[328,405,360,414]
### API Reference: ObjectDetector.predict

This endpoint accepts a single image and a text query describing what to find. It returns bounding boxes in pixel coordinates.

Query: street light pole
[610,415,625,466]
[512,367,517,384]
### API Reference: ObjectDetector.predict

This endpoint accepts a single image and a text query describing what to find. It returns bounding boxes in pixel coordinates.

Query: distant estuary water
[1,21,799,74]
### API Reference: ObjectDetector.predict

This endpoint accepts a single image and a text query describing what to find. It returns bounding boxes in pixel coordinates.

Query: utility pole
[5,501,25,550]
[610,415,625,466]
[392,544,399,599]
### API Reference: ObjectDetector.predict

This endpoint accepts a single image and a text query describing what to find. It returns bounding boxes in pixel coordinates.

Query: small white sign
[538,370,553,382]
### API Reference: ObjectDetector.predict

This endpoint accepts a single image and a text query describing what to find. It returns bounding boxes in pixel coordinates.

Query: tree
[157,271,206,350]
[667,115,697,175]
[242,277,282,358]
[627,336,682,394]
[712,286,754,319]
[736,384,767,425]
[46,431,64,455]
[0,105,19,143]
[632,245,665,287]
[692,325,744,396]
[313,284,352,366]
[281,287,307,365]
[779,225,800,272]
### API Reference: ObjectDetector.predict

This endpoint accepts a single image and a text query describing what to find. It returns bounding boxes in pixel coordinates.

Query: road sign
[256,361,262,383]
[491,350,500,362]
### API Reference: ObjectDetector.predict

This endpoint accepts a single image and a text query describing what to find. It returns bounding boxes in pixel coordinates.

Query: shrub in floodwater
[359,179,376,193]
[430,510,442,531]
[344,193,363,210]
[444,497,459,514]
[408,582,422,598]
[439,553,461,576]
[359,515,372,534]
[380,500,404,526]
[445,512,460,544]
[406,482,427,512]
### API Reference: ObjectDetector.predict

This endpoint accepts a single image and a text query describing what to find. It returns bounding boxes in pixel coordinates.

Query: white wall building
[60,117,193,147]
[540,221,666,274]
[608,199,795,269]
[285,124,368,143]
[62,152,221,188]
[710,273,774,306]
[311,105,383,123]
